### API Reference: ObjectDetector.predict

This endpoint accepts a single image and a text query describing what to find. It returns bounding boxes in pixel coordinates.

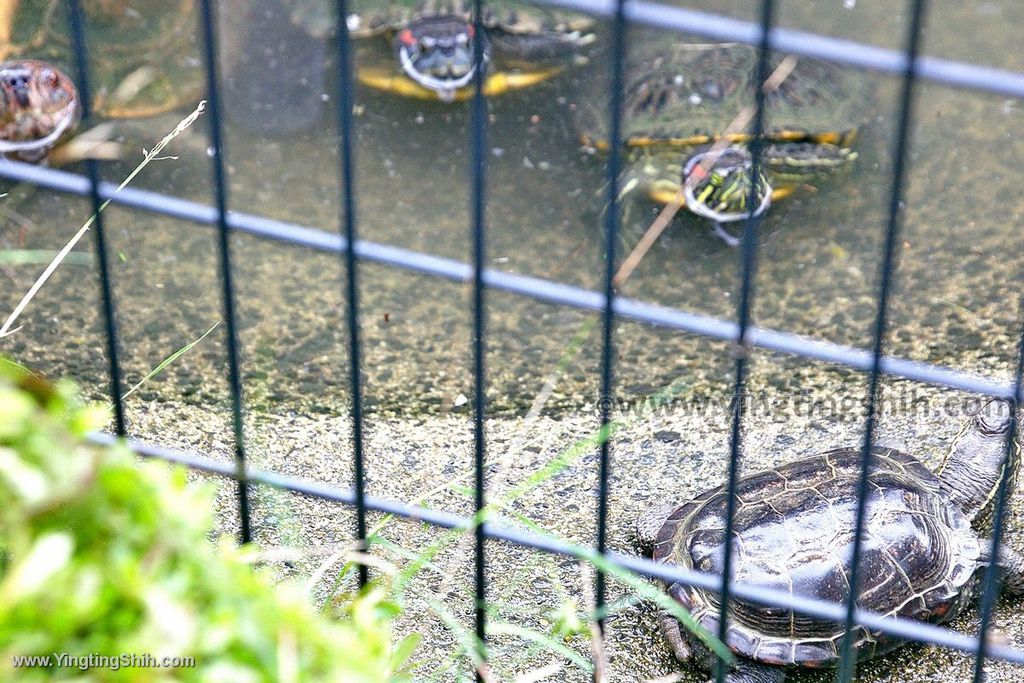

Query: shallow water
[3,0,1022,421]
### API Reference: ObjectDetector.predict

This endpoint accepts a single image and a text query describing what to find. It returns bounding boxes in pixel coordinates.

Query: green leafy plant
[0,359,417,682]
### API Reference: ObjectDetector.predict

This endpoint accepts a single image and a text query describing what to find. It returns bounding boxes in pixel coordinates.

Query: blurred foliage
[0,358,417,682]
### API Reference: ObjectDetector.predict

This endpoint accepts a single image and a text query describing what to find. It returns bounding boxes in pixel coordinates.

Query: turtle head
[0,61,81,162]
[393,17,487,102]
[681,146,772,244]
[682,146,772,221]
[939,399,1020,529]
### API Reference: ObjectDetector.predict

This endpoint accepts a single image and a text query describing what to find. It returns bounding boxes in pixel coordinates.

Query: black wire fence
[2,0,1024,680]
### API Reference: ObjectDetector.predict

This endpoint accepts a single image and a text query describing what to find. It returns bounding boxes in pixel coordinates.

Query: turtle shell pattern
[293,0,593,43]
[653,447,980,667]
[576,36,869,151]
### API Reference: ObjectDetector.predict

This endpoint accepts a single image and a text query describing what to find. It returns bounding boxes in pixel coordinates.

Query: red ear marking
[466,23,475,38]
[398,28,416,47]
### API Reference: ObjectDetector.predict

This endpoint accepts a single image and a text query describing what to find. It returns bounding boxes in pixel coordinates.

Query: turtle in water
[574,35,870,243]
[0,0,202,119]
[285,0,595,102]
[636,400,1024,682]
[0,60,80,162]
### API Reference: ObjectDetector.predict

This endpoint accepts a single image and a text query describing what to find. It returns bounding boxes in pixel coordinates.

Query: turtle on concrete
[636,399,1024,682]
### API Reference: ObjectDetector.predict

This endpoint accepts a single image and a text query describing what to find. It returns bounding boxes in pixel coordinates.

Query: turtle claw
[657,609,693,664]
[711,222,742,247]
[720,661,787,683]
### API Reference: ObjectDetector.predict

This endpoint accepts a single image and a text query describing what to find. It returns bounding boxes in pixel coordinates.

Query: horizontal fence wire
[0,158,1019,404]
[84,431,1024,666]
[8,0,1024,676]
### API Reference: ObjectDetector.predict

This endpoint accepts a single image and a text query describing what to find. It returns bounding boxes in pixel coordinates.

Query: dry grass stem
[0,100,206,339]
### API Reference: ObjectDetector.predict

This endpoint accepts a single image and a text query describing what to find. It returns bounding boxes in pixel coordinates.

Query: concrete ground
[128,374,1024,682]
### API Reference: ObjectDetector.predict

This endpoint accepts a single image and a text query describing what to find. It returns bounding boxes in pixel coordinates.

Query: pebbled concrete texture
[127,373,1024,682]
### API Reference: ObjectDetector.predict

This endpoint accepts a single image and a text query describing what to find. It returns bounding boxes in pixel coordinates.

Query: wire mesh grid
[2,0,1023,679]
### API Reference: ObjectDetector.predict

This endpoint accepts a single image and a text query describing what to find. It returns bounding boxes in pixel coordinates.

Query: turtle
[0,60,80,162]
[635,399,1024,683]
[284,0,595,102]
[574,35,870,243]
[0,0,202,119]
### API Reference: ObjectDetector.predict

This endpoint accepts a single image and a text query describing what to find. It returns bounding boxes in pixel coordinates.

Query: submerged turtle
[0,0,201,119]
[0,60,80,162]
[636,400,1024,682]
[575,36,869,242]
[286,0,595,102]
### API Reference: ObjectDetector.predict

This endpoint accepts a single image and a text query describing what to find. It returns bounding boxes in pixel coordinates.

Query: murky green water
[3,0,1021,420]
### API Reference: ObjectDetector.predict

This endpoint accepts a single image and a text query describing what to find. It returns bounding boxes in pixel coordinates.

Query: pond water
[2,0,1021,421]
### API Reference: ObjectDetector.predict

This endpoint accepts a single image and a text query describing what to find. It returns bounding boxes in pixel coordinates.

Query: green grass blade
[121,321,220,400]
[487,621,593,673]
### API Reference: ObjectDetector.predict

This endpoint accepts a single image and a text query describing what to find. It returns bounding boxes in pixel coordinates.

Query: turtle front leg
[657,609,694,663]
[980,543,1024,595]
[659,611,784,683]
[996,545,1024,595]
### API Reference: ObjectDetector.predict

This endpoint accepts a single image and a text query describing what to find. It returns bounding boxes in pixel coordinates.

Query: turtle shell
[575,36,870,151]
[653,447,980,667]
[290,0,593,41]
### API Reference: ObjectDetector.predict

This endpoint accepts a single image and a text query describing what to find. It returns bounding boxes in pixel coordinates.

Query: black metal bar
[0,159,1020,403]
[714,1,775,680]
[196,0,252,544]
[84,429,1024,665]
[594,0,627,640]
[545,0,1024,99]
[332,0,368,589]
[835,0,927,680]
[66,0,125,436]
[470,0,488,676]
[972,317,1024,682]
